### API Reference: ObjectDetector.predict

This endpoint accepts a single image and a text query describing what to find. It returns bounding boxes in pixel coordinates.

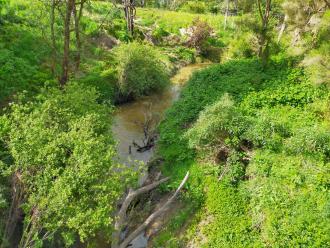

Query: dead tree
[132,104,160,153]
[277,14,288,43]
[111,177,170,247]
[112,172,189,248]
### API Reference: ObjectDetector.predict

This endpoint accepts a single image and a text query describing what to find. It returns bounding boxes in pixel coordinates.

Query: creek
[112,63,211,167]
[92,63,211,248]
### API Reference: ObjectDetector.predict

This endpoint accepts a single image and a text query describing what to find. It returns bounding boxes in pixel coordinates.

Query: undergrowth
[154,57,330,247]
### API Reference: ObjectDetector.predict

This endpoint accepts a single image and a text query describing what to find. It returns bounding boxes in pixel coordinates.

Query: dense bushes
[114,42,170,100]
[156,58,330,247]
[0,83,137,246]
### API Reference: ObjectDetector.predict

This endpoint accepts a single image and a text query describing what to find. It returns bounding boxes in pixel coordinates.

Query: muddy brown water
[87,63,211,248]
[112,63,211,167]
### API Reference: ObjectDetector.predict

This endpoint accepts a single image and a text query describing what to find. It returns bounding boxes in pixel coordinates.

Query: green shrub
[114,42,170,100]
[201,45,222,62]
[152,25,170,43]
[168,47,196,64]
[78,66,117,104]
[181,1,207,14]
[2,83,138,245]
[225,33,256,60]
[185,94,247,150]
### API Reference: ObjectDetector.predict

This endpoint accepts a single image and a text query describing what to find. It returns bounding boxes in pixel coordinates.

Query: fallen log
[118,172,190,248]
[112,177,170,248]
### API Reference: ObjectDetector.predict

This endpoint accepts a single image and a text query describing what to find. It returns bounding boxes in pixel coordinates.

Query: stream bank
[111,63,211,248]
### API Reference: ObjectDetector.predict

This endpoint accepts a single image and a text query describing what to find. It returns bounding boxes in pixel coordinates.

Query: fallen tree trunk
[112,177,170,248]
[118,172,189,248]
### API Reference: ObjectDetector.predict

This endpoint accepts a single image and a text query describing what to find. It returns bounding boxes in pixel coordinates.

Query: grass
[137,8,227,34]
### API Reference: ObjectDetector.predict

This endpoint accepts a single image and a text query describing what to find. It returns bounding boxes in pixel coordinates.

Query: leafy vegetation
[0,0,329,247]
[156,58,330,247]
[1,83,138,246]
[114,42,170,100]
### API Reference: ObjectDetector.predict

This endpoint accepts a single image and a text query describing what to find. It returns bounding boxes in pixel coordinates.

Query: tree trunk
[1,172,24,248]
[73,0,85,71]
[224,0,230,29]
[18,208,41,248]
[60,0,75,87]
[50,0,57,76]
[257,0,272,67]
[122,0,136,35]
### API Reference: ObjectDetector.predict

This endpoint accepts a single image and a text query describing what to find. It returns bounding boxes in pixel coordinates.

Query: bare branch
[118,172,189,248]
[116,177,170,229]
[277,14,288,43]
[111,176,170,248]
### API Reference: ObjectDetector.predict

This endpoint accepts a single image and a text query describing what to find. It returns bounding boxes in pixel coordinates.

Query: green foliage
[0,48,47,101]
[180,1,207,14]
[152,24,170,40]
[247,151,330,247]
[185,94,247,150]
[170,47,196,64]
[0,0,53,103]
[199,177,258,248]
[113,42,170,100]
[137,8,224,35]
[225,32,256,59]
[1,0,330,247]
[241,68,327,109]
[157,58,330,247]
[78,63,117,104]
[2,83,138,245]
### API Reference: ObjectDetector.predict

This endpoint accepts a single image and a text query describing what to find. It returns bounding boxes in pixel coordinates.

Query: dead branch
[112,177,170,248]
[131,104,159,153]
[118,172,189,248]
[218,164,230,181]
[277,14,288,43]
